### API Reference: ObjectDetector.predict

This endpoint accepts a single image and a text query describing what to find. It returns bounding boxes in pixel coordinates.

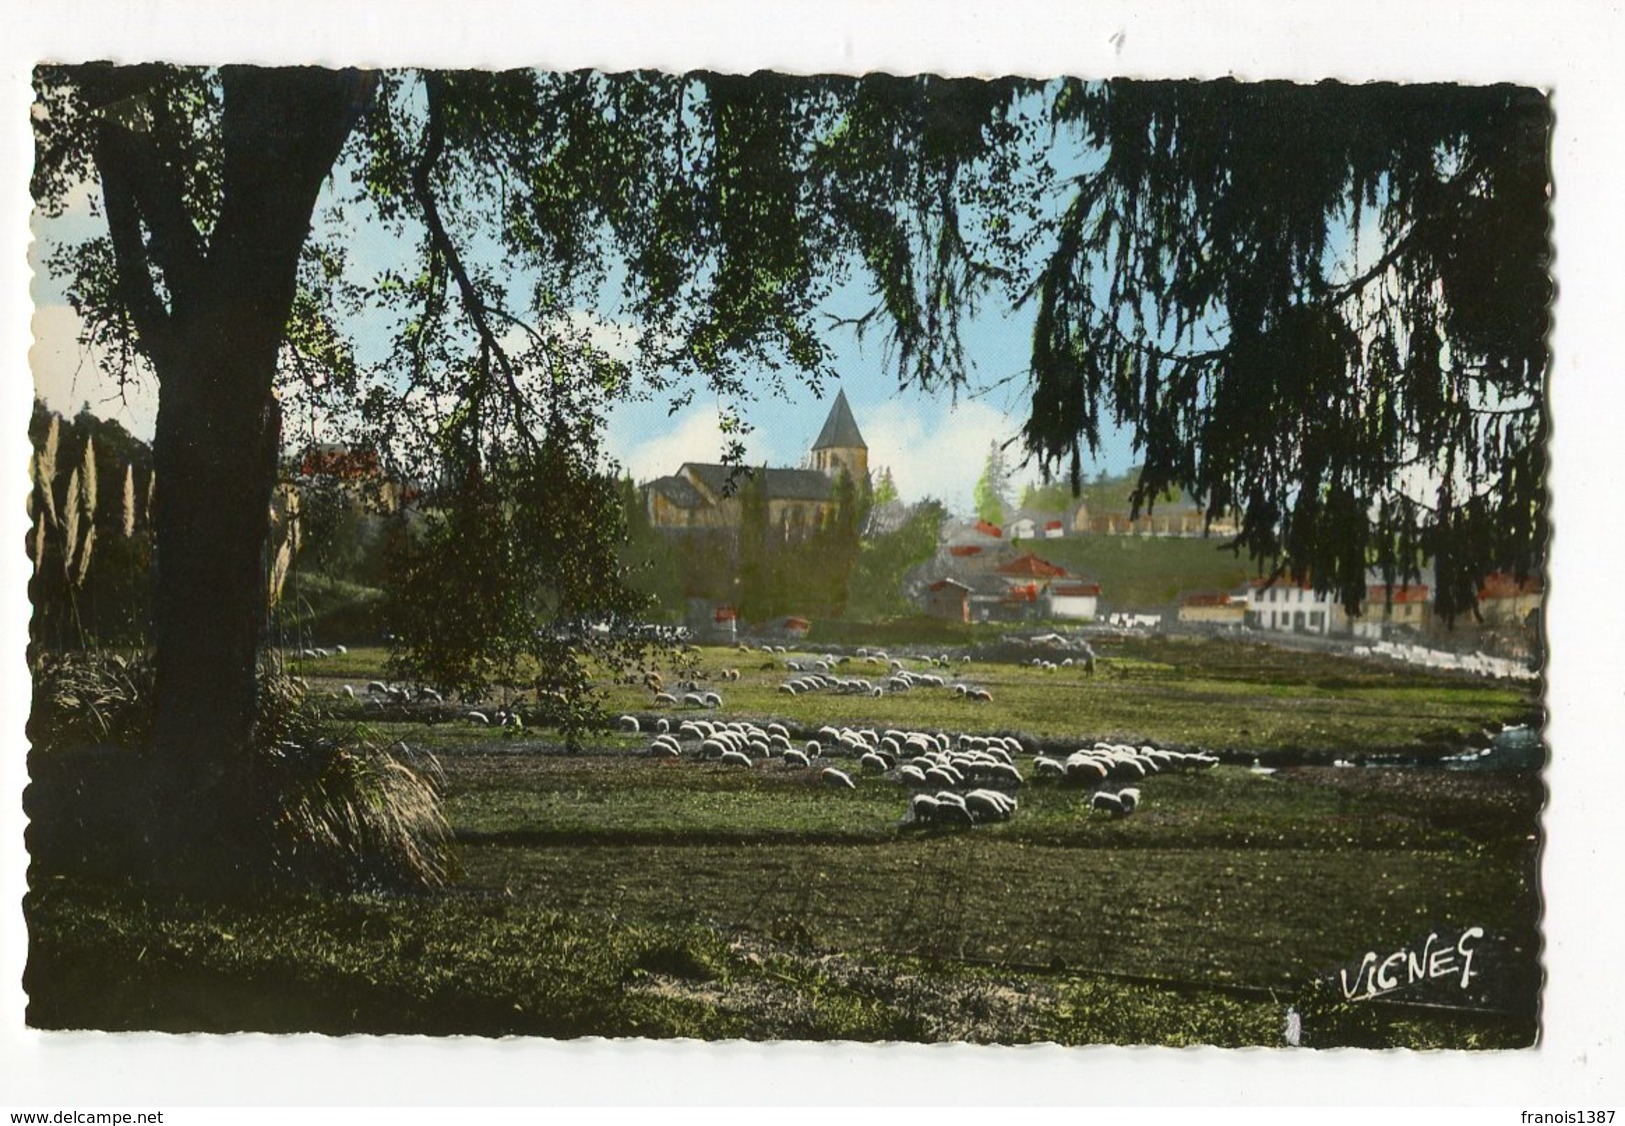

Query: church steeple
[810,389,868,481]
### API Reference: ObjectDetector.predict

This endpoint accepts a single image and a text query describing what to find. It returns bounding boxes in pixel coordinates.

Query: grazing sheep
[897,764,929,786]
[1090,790,1125,815]
[965,789,1016,822]
[1117,787,1142,814]
[719,749,755,769]
[1033,755,1065,779]
[782,749,812,769]
[909,793,942,822]
[466,710,490,725]
[617,714,640,733]
[859,752,890,775]
[821,767,857,790]
[341,684,356,699]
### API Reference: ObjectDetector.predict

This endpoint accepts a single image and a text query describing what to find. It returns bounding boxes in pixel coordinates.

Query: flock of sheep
[616,711,1217,829]
[1353,640,1537,681]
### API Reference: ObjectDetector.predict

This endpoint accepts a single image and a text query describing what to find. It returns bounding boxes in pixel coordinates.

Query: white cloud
[29,302,159,440]
[562,308,642,363]
[860,398,1025,517]
[606,404,771,483]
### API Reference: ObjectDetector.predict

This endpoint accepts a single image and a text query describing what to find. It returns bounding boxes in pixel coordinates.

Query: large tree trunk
[113,67,371,888]
[147,307,288,881]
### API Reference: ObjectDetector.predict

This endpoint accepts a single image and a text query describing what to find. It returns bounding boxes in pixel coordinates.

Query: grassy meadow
[25,632,1544,1046]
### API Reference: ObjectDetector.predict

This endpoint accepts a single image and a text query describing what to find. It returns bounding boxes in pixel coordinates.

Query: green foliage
[871,466,900,508]
[29,650,155,751]
[255,704,454,891]
[615,476,685,620]
[733,465,868,623]
[384,436,656,731]
[972,439,1012,525]
[1017,479,1075,513]
[846,499,948,619]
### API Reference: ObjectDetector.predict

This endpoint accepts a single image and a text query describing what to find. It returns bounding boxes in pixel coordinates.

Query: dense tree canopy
[1023,80,1550,619]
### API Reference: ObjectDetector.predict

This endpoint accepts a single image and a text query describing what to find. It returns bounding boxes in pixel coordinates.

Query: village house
[942,518,1004,559]
[1178,591,1247,626]
[1476,572,1543,627]
[922,547,1101,623]
[293,441,417,511]
[1070,497,1239,539]
[1047,578,1103,621]
[925,577,972,622]
[1353,582,1432,639]
[1240,579,1345,635]
[1005,510,1069,541]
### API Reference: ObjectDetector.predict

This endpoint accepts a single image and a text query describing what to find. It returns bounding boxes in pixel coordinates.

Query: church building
[644,389,869,536]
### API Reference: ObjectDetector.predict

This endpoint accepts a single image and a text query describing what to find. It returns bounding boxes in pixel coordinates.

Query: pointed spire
[811,389,867,451]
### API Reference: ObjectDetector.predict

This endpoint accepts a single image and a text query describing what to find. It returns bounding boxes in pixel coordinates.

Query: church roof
[811,389,867,451]
[681,463,834,503]
[648,475,707,509]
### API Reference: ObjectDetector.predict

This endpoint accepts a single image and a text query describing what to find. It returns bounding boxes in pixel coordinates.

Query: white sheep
[1090,790,1125,815]
[820,767,857,790]
[909,793,942,822]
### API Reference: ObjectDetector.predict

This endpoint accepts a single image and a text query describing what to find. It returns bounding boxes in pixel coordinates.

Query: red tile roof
[1367,584,1430,604]
[1478,572,1543,600]
[997,552,1069,579]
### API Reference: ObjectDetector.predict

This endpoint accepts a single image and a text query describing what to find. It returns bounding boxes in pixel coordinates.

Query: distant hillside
[1008,534,1252,612]
[1018,465,1185,517]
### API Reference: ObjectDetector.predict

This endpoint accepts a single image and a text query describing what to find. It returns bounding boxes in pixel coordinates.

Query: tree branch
[92,126,175,361]
[413,73,540,452]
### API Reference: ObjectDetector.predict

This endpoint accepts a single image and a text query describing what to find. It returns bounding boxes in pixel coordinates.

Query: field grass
[27,634,1544,1046]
